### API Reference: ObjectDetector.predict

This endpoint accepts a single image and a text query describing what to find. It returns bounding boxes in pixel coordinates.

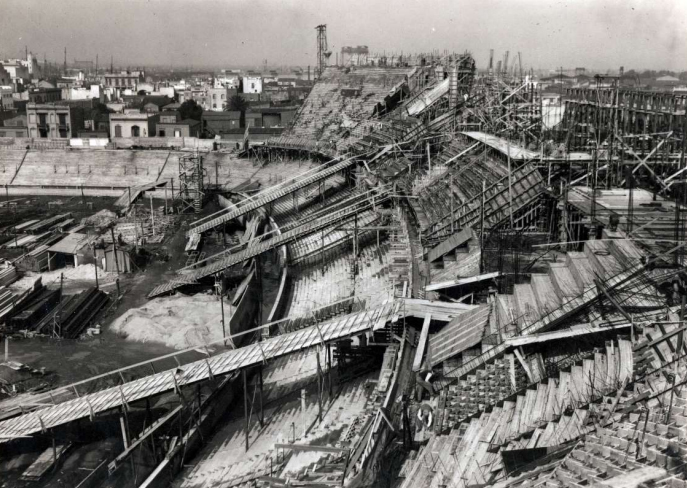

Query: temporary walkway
[114,179,172,210]
[0,295,480,440]
[188,145,392,236]
[149,191,389,298]
[461,131,540,161]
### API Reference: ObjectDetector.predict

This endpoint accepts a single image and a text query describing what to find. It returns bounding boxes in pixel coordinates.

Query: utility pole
[149,193,155,236]
[110,226,120,274]
[218,275,226,345]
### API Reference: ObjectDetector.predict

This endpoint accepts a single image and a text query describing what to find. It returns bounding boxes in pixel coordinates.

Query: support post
[218,275,226,345]
[119,414,130,449]
[243,369,249,452]
[52,434,57,470]
[317,347,323,423]
[259,365,264,427]
[327,344,332,398]
[149,193,155,236]
[426,141,431,174]
[110,226,120,274]
[450,174,454,233]
[94,249,99,289]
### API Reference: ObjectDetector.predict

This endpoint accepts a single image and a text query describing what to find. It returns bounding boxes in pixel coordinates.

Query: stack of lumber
[7,288,61,330]
[0,266,18,287]
[0,279,44,324]
[44,287,109,339]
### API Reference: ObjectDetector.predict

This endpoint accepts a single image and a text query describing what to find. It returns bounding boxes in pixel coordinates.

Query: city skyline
[1,0,686,72]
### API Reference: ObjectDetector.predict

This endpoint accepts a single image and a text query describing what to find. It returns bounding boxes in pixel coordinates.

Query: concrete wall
[111,136,215,150]
[70,138,109,147]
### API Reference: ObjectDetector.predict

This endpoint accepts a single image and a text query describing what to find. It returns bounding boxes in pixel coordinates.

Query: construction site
[0,24,687,488]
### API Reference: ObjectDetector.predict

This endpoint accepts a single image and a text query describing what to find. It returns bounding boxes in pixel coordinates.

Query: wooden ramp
[186,153,373,236]
[0,302,401,441]
[114,179,171,209]
[149,191,388,298]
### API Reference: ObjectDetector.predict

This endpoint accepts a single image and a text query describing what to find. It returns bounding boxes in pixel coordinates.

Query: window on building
[159,129,165,137]
[221,94,225,99]
[114,125,122,137]
[174,129,181,137]
[213,94,217,99]
[131,125,140,137]
[58,114,67,126]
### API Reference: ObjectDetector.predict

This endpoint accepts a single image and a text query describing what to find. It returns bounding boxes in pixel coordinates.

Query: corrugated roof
[47,233,91,255]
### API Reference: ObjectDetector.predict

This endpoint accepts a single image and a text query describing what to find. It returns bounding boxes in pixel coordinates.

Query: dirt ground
[1,194,282,391]
[1,200,215,389]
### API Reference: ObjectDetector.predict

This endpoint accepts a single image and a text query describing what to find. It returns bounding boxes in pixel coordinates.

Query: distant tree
[92,102,113,114]
[228,95,248,112]
[179,99,203,121]
[227,95,248,127]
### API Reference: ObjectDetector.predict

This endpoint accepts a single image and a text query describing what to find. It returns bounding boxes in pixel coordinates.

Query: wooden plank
[425,271,500,292]
[21,443,71,480]
[274,443,350,454]
[427,227,471,263]
[412,313,432,372]
[505,323,631,347]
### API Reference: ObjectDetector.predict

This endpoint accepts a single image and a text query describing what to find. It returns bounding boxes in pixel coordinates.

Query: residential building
[109,112,157,138]
[0,66,11,86]
[206,87,228,111]
[1,61,29,88]
[84,113,111,133]
[245,106,297,128]
[142,96,172,113]
[201,111,241,136]
[104,71,144,90]
[28,88,62,104]
[69,85,103,102]
[1,87,14,111]
[26,102,86,139]
[156,114,200,138]
[0,114,28,138]
[242,76,263,94]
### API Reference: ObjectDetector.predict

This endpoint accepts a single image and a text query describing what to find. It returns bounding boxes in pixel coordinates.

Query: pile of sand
[110,294,233,350]
[11,264,117,290]
[82,209,117,227]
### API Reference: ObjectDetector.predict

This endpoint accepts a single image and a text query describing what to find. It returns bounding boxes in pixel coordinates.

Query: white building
[242,76,262,94]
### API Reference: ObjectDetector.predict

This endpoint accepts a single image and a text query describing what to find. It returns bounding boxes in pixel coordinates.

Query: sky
[1,0,686,72]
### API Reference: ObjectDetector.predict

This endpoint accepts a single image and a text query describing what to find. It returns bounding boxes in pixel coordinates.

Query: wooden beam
[506,323,631,347]
[274,443,350,454]
[513,347,534,383]
[412,313,432,372]
[109,405,183,474]
[425,272,500,292]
